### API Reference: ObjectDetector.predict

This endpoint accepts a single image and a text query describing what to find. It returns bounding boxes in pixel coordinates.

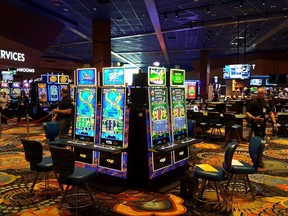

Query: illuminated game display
[170,88,187,141]
[148,87,170,146]
[74,88,97,142]
[0,82,10,95]
[148,67,166,86]
[22,80,30,96]
[76,68,97,86]
[100,88,125,147]
[10,82,21,99]
[102,67,125,86]
[37,83,47,102]
[223,64,251,80]
[170,69,185,86]
[48,84,59,102]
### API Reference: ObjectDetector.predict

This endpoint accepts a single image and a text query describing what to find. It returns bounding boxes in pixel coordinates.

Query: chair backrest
[208,112,221,126]
[223,113,236,129]
[187,119,196,137]
[249,136,264,170]
[222,141,238,172]
[21,139,43,171]
[49,145,75,178]
[189,112,204,125]
[43,121,60,141]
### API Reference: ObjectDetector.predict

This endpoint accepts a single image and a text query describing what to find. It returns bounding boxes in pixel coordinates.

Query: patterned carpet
[0,123,287,215]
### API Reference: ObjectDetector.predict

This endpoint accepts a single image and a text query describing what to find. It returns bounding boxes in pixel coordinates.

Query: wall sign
[0,49,25,62]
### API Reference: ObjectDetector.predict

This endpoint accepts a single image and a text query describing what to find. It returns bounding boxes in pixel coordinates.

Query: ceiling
[4,0,288,72]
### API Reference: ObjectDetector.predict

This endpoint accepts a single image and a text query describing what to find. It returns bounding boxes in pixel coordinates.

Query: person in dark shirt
[17,90,29,122]
[246,88,277,167]
[52,87,73,136]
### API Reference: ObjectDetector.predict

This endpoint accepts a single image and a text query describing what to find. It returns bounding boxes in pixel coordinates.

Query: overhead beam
[144,0,170,66]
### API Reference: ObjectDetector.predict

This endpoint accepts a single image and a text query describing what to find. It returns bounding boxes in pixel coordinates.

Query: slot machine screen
[148,67,166,86]
[170,69,185,86]
[76,68,97,86]
[48,84,59,102]
[11,82,21,99]
[148,87,170,146]
[170,87,187,141]
[102,67,125,86]
[23,80,30,88]
[37,83,47,101]
[75,88,97,142]
[100,88,125,147]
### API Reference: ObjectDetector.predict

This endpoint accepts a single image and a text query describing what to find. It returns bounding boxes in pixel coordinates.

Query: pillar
[199,50,210,100]
[92,20,111,73]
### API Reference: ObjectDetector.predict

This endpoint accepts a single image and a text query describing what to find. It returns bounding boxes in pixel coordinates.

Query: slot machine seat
[207,112,224,142]
[21,139,57,193]
[43,121,69,145]
[188,111,208,139]
[223,113,242,144]
[49,145,97,211]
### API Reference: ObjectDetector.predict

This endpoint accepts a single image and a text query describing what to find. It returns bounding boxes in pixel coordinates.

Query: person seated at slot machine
[279,88,288,99]
[0,90,10,124]
[266,88,275,107]
[17,90,29,122]
[52,87,73,136]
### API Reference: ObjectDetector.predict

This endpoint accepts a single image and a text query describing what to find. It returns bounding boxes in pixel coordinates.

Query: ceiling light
[206,6,211,14]
[240,1,243,8]
[265,14,268,20]
[262,0,266,6]
[285,11,288,18]
[175,10,179,18]
[164,13,168,20]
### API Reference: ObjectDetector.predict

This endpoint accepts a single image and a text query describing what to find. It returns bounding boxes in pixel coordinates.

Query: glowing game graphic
[76,68,97,86]
[103,67,125,86]
[170,69,185,86]
[148,87,170,146]
[75,88,96,142]
[48,84,59,102]
[170,88,187,141]
[37,83,47,101]
[148,67,166,86]
[101,88,125,146]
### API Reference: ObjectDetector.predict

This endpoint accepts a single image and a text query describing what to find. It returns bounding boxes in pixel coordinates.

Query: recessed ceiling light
[63,8,69,12]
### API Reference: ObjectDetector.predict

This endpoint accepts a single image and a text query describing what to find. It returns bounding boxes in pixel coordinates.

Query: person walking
[17,90,29,122]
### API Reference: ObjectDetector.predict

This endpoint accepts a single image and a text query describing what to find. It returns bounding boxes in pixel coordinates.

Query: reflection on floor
[0,123,287,215]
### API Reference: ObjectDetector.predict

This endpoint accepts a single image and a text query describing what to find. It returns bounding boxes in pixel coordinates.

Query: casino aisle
[0,122,287,216]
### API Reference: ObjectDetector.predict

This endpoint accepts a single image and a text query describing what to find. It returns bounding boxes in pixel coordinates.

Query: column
[92,20,111,73]
[199,50,210,100]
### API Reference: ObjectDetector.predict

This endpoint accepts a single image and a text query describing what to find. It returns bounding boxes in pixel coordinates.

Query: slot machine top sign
[170,69,185,86]
[148,67,166,86]
[102,67,125,86]
[48,75,58,83]
[76,68,97,86]
[59,75,69,84]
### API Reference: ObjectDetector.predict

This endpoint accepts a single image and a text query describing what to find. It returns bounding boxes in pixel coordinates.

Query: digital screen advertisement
[75,88,97,142]
[223,64,251,80]
[102,67,125,86]
[100,88,125,147]
[170,87,187,141]
[148,87,170,146]
[148,67,166,86]
[76,68,97,86]
[170,69,185,86]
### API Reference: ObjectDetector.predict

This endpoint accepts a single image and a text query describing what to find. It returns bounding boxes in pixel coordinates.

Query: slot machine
[71,68,98,166]
[10,82,21,103]
[47,74,60,103]
[168,69,191,168]
[98,67,129,179]
[58,75,69,99]
[22,80,31,97]
[0,81,10,96]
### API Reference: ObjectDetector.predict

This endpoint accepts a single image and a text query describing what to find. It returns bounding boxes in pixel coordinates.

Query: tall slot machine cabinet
[129,67,200,189]
[97,67,129,180]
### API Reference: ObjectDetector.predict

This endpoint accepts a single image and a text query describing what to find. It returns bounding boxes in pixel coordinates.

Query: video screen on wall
[102,67,125,86]
[170,87,187,141]
[223,64,251,80]
[148,87,170,146]
[75,88,97,142]
[148,67,166,86]
[100,88,125,147]
[76,68,97,86]
[250,78,262,86]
